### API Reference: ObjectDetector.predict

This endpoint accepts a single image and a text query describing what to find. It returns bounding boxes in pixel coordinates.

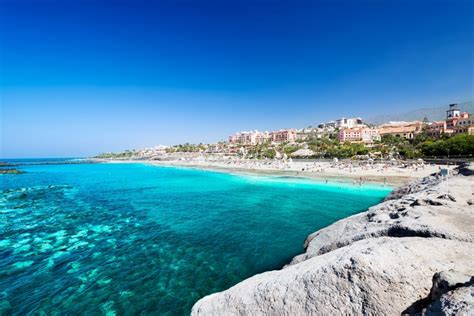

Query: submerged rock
[0,168,25,174]
[192,164,474,315]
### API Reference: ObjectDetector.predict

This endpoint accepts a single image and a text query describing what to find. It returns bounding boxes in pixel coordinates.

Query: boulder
[192,238,474,315]
[424,285,474,315]
[192,167,474,315]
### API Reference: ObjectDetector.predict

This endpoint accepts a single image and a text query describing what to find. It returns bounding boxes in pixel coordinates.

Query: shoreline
[191,163,474,315]
[93,158,447,187]
[89,158,472,314]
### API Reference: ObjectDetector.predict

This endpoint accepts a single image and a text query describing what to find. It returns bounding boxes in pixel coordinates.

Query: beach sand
[101,158,448,187]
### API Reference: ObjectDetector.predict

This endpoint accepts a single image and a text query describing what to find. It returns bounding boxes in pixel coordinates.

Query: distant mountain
[365,101,474,125]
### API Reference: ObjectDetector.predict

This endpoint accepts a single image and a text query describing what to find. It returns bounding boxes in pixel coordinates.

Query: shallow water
[0,161,391,315]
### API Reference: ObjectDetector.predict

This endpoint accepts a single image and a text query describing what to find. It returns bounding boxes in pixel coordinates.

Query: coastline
[191,163,474,315]
[92,158,446,187]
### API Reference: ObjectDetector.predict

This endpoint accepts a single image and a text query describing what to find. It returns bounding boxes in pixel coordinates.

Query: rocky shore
[192,164,474,315]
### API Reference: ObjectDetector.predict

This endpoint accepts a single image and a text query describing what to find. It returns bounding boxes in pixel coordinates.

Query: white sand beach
[101,157,449,187]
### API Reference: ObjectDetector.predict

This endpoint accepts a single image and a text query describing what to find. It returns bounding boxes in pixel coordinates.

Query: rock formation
[192,164,474,315]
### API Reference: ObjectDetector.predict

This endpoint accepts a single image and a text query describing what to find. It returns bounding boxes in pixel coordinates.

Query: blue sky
[1,0,473,158]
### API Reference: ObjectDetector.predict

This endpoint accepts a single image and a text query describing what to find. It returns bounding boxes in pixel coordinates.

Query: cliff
[192,164,474,315]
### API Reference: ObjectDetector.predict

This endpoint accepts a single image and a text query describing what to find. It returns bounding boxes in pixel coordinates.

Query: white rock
[193,238,474,315]
[424,285,474,315]
[192,164,474,315]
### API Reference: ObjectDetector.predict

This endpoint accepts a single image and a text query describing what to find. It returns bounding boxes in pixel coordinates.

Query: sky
[1,0,473,158]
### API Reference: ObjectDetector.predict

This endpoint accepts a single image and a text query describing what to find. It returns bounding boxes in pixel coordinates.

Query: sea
[0,158,391,315]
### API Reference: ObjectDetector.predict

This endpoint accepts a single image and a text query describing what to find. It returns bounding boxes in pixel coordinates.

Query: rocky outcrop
[428,285,474,315]
[423,271,474,315]
[192,164,474,315]
[401,270,474,315]
[383,173,440,201]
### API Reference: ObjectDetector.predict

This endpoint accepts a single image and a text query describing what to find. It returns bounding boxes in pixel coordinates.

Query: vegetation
[375,133,474,159]
[281,144,299,155]
[246,142,275,159]
[326,143,369,158]
[166,143,207,153]
[95,150,135,159]
[284,133,473,159]
[94,133,473,161]
[421,134,474,157]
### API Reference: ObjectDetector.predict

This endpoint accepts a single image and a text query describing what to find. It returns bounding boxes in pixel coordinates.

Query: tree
[263,148,276,159]
[282,144,299,155]
[421,134,474,157]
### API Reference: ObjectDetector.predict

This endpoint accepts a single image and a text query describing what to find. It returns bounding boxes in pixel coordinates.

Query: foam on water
[0,162,391,315]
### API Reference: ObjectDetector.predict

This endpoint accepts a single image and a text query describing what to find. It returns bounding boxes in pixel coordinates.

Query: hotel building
[270,129,297,143]
[338,127,380,144]
[319,117,364,129]
[446,105,470,130]
[228,130,271,145]
[453,113,474,135]
[426,121,451,138]
[334,117,364,129]
[378,121,424,139]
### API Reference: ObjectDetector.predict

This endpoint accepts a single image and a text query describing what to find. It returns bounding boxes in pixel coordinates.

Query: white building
[446,103,461,119]
[319,117,364,129]
[334,117,364,129]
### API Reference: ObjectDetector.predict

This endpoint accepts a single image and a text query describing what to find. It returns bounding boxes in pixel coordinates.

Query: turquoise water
[0,161,391,315]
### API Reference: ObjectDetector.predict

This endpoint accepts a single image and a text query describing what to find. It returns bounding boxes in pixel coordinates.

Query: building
[378,121,424,139]
[255,131,271,144]
[361,128,381,143]
[334,117,364,129]
[319,117,364,129]
[228,130,271,145]
[453,113,474,135]
[339,128,362,143]
[135,145,169,158]
[295,129,310,141]
[426,104,473,137]
[338,127,380,144]
[318,121,335,128]
[446,103,461,120]
[446,103,472,133]
[426,121,451,138]
[446,111,470,129]
[228,129,296,144]
[228,131,257,145]
[206,143,224,153]
[295,127,324,141]
[270,129,297,143]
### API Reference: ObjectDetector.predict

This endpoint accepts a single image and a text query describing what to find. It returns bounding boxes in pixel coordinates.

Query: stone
[430,270,473,301]
[192,238,474,316]
[192,163,474,315]
[424,285,474,315]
